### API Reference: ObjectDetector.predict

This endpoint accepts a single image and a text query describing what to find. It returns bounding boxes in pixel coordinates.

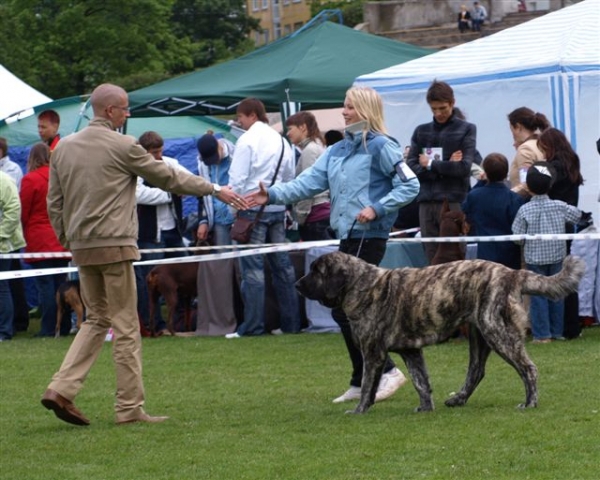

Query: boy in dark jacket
[462,153,524,269]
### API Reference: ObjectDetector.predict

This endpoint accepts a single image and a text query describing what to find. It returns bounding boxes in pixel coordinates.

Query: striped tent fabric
[355,0,600,218]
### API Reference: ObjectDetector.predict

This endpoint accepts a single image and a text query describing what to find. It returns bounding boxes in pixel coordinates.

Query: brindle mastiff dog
[296,251,585,414]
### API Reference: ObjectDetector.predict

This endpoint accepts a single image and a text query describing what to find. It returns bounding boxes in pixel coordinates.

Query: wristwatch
[211,183,221,196]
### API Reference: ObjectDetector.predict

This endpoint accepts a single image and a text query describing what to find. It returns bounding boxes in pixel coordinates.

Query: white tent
[0,65,52,121]
[356,0,600,217]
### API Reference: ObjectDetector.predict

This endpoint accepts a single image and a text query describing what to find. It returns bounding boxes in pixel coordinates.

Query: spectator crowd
[0,79,598,425]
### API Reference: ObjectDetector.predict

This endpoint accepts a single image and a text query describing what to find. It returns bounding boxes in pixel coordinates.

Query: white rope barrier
[1,231,598,281]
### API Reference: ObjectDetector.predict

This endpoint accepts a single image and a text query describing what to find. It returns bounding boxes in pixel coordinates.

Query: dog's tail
[520,255,585,300]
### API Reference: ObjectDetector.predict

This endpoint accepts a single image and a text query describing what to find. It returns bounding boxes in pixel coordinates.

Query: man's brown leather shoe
[41,389,90,426]
[116,412,169,425]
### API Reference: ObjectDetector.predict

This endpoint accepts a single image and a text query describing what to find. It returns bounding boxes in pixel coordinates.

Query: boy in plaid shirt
[512,162,584,343]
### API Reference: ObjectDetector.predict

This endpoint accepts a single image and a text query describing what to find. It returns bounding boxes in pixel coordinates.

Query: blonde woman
[507,107,550,196]
[248,86,420,404]
[285,111,332,241]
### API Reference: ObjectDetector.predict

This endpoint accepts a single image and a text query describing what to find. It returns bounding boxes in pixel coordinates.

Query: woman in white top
[285,111,333,241]
[507,107,550,196]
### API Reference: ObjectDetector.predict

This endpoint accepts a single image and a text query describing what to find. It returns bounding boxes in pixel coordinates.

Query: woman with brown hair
[538,128,584,207]
[20,143,71,337]
[507,107,551,196]
[537,128,585,339]
[285,111,333,241]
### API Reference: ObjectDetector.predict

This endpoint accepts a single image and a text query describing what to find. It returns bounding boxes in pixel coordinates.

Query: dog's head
[439,199,469,237]
[439,210,470,237]
[296,252,363,308]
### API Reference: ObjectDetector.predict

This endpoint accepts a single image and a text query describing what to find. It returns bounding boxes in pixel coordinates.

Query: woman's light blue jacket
[268,130,420,240]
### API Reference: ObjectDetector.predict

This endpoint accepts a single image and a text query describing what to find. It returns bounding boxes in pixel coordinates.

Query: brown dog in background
[430,198,470,266]
[147,262,199,336]
[55,280,85,338]
[430,199,470,338]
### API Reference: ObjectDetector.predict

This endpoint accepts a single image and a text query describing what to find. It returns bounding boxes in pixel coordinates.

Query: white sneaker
[332,386,362,403]
[375,368,408,402]
[332,369,408,404]
[225,332,241,339]
[270,328,284,335]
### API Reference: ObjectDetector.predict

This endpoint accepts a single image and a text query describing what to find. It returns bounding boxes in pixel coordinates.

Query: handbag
[230,216,256,244]
[230,137,286,244]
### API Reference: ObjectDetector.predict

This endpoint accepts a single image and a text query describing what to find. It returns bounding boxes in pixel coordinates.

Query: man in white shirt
[0,137,23,189]
[0,137,29,333]
[226,98,300,337]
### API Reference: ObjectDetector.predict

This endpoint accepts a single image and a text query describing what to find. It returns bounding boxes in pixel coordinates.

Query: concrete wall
[364,0,458,32]
[363,0,579,33]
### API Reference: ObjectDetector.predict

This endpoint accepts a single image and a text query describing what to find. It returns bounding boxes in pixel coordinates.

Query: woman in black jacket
[538,128,584,339]
[458,5,471,33]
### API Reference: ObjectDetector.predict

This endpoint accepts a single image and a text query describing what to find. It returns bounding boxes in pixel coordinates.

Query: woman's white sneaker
[375,368,408,402]
[332,386,362,403]
[332,368,408,404]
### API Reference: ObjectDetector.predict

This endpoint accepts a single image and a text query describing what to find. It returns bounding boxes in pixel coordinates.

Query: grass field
[1,325,599,480]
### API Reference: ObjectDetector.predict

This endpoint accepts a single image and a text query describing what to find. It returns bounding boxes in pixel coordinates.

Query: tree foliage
[0,0,259,98]
[172,0,260,68]
[309,0,366,28]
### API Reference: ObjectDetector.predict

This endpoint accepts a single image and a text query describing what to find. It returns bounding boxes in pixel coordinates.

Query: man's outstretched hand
[216,185,249,210]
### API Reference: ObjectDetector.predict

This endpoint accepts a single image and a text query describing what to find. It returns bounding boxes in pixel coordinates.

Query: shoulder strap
[252,136,286,223]
[269,136,286,187]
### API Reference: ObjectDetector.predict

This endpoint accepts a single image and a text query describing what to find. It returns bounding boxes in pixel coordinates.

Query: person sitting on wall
[458,4,472,33]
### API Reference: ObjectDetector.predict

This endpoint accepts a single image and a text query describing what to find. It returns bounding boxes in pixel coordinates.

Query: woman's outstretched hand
[245,182,269,208]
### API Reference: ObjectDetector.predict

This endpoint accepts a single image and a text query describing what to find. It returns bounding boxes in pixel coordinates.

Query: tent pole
[280,89,300,135]
[73,98,91,133]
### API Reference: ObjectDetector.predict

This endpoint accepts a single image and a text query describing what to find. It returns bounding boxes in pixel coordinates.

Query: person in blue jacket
[462,153,524,269]
[247,86,420,404]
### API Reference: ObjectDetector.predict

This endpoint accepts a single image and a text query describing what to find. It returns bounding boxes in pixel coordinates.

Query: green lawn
[1,326,599,480]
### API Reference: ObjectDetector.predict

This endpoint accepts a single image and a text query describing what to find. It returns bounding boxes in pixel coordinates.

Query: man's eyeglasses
[111,105,131,112]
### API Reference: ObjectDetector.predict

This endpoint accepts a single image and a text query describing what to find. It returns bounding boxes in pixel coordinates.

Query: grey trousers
[195,258,238,336]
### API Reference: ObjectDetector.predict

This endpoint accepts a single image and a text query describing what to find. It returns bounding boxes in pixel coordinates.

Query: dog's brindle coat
[296,252,585,414]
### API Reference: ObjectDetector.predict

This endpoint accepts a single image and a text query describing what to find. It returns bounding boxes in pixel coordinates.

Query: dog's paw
[444,395,467,407]
[346,405,370,414]
[516,402,537,409]
[414,404,434,413]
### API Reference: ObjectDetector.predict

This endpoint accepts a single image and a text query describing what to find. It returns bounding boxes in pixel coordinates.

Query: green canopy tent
[1,96,233,217]
[128,22,435,119]
[0,96,234,147]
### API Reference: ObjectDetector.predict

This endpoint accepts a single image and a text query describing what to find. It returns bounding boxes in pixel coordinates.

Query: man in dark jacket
[407,80,477,263]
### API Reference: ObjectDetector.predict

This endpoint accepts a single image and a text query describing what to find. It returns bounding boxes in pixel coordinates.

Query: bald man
[41,83,247,426]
